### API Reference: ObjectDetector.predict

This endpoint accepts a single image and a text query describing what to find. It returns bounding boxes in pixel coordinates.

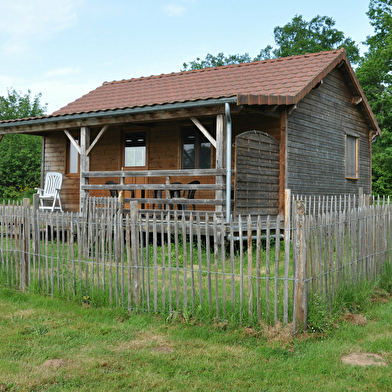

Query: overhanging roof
[0,49,381,136]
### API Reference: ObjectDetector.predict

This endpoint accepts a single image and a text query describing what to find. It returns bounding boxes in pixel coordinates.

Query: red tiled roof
[52,49,347,116]
[0,49,380,136]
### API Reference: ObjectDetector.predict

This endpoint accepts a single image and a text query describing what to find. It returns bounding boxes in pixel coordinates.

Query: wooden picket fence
[291,193,392,330]
[0,192,392,332]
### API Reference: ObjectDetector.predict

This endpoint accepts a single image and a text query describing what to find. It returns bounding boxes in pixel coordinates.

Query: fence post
[294,200,307,333]
[32,194,39,284]
[284,189,291,240]
[284,189,291,227]
[284,190,291,324]
[22,198,30,290]
[118,190,124,215]
[359,187,364,207]
[130,201,140,306]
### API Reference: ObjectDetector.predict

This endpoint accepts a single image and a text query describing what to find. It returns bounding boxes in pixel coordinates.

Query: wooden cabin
[0,49,380,222]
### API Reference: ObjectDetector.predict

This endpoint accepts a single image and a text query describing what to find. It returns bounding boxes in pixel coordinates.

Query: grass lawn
[0,285,391,391]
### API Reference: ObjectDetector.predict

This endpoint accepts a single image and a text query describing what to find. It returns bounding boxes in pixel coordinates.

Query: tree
[182,14,359,71]
[0,89,47,200]
[183,52,253,71]
[272,15,360,63]
[0,89,46,120]
[356,0,392,195]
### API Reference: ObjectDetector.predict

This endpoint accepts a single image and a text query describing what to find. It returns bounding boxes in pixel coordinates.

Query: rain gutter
[225,103,232,223]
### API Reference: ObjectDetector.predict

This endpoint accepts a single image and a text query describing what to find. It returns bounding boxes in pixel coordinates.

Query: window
[124,131,146,167]
[346,134,358,179]
[182,125,212,169]
[67,136,79,174]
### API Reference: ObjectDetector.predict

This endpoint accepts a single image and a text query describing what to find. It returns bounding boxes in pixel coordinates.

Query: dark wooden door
[234,131,280,218]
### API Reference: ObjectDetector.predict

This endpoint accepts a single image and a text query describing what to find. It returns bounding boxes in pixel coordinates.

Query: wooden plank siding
[89,126,121,199]
[234,131,280,218]
[286,68,371,196]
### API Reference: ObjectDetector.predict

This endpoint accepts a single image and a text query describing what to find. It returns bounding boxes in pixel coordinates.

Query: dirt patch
[214,320,229,330]
[371,289,391,303]
[41,359,69,368]
[10,309,36,320]
[260,321,294,343]
[341,353,388,367]
[341,313,367,326]
[244,322,294,346]
[151,345,174,354]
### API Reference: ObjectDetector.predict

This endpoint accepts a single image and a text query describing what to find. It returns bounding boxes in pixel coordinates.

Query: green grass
[0,281,391,391]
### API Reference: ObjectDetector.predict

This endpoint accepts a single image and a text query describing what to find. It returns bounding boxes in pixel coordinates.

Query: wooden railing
[81,169,227,213]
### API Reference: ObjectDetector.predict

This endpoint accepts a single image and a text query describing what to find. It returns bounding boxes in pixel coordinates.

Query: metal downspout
[225,103,232,223]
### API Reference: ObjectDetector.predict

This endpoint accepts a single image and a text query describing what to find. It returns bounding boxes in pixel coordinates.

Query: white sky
[0,0,374,114]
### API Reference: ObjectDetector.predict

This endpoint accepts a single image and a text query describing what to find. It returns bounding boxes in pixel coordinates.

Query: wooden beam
[352,96,363,105]
[86,125,109,155]
[242,106,281,118]
[288,105,297,116]
[0,105,242,135]
[313,80,323,89]
[190,117,216,148]
[79,127,90,211]
[83,168,225,178]
[0,135,3,143]
[264,105,279,112]
[279,109,288,217]
[82,183,223,191]
[64,129,81,155]
[40,137,45,189]
[215,114,225,215]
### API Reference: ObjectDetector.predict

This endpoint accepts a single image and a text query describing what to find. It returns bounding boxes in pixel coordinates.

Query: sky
[0,0,374,114]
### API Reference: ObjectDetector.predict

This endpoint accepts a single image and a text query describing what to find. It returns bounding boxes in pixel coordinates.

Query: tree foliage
[356,0,392,195]
[182,14,359,70]
[183,52,253,71]
[272,15,360,63]
[0,89,47,200]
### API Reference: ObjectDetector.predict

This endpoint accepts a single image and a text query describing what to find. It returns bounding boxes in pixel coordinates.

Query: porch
[81,168,228,218]
[76,128,281,223]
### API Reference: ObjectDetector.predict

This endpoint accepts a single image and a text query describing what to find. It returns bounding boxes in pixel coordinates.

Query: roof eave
[238,50,381,137]
[238,49,347,108]
[341,61,382,137]
[0,97,238,134]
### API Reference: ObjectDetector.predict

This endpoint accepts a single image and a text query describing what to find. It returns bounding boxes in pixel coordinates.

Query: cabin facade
[0,49,380,221]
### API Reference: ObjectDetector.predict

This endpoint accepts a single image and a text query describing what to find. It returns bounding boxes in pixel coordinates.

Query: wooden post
[33,193,39,213]
[279,110,288,216]
[130,201,140,306]
[32,193,39,258]
[40,137,45,189]
[80,126,90,213]
[284,189,291,324]
[22,198,30,290]
[284,189,291,238]
[294,200,307,333]
[32,194,39,284]
[215,114,225,216]
[165,176,170,210]
[359,187,363,207]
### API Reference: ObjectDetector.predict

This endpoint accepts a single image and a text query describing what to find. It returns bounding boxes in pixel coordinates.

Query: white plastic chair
[35,172,63,212]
